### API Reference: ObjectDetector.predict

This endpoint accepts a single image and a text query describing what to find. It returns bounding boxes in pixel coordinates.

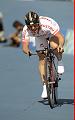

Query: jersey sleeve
[22,25,29,43]
[51,19,60,35]
[39,16,60,36]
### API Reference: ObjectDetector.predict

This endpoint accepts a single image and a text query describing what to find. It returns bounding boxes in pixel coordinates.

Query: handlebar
[36,48,56,55]
[28,48,56,56]
[28,47,64,57]
[28,51,37,57]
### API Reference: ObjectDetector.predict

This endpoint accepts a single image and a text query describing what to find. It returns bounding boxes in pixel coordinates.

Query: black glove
[28,51,32,56]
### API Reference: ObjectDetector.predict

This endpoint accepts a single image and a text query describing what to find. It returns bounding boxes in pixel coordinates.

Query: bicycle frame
[44,42,61,108]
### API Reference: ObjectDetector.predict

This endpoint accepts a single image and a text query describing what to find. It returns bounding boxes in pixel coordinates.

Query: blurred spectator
[9,20,24,47]
[0,12,7,43]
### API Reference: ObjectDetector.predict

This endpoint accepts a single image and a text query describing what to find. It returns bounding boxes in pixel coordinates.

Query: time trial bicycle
[29,45,62,109]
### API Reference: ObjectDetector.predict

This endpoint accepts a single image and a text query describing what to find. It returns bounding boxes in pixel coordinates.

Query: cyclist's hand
[28,51,32,56]
[57,45,64,53]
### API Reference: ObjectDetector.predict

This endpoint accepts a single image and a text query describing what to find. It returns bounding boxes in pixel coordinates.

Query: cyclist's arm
[55,31,64,46]
[22,26,31,55]
[55,32,64,53]
[22,36,30,55]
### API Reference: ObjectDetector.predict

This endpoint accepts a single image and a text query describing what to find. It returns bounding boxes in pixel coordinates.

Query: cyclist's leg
[37,53,46,84]
[37,52,47,98]
[49,35,64,60]
[49,36,64,74]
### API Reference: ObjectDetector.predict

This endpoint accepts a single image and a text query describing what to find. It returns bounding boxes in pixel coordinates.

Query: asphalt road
[0,46,74,120]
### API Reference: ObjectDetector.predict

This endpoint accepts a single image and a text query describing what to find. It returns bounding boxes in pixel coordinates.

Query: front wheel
[46,61,58,108]
[54,81,58,104]
[46,83,55,108]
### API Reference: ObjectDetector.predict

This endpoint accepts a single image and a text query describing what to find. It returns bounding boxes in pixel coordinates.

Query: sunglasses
[27,24,40,30]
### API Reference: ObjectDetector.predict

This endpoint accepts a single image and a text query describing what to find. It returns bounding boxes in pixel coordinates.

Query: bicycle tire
[54,80,58,104]
[46,60,58,108]
[46,83,55,108]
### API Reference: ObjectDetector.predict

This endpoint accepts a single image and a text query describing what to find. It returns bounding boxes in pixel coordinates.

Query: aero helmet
[24,11,39,25]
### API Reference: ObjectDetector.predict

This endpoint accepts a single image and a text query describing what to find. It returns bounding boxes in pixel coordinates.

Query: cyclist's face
[28,24,40,33]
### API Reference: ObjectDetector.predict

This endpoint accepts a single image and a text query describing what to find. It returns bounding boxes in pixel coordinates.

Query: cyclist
[22,11,65,99]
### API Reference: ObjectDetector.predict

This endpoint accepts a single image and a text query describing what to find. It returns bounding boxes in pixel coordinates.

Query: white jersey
[22,16,60,51]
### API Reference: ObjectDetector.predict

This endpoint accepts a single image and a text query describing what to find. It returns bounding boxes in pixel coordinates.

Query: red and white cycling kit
[22,16,60,51]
